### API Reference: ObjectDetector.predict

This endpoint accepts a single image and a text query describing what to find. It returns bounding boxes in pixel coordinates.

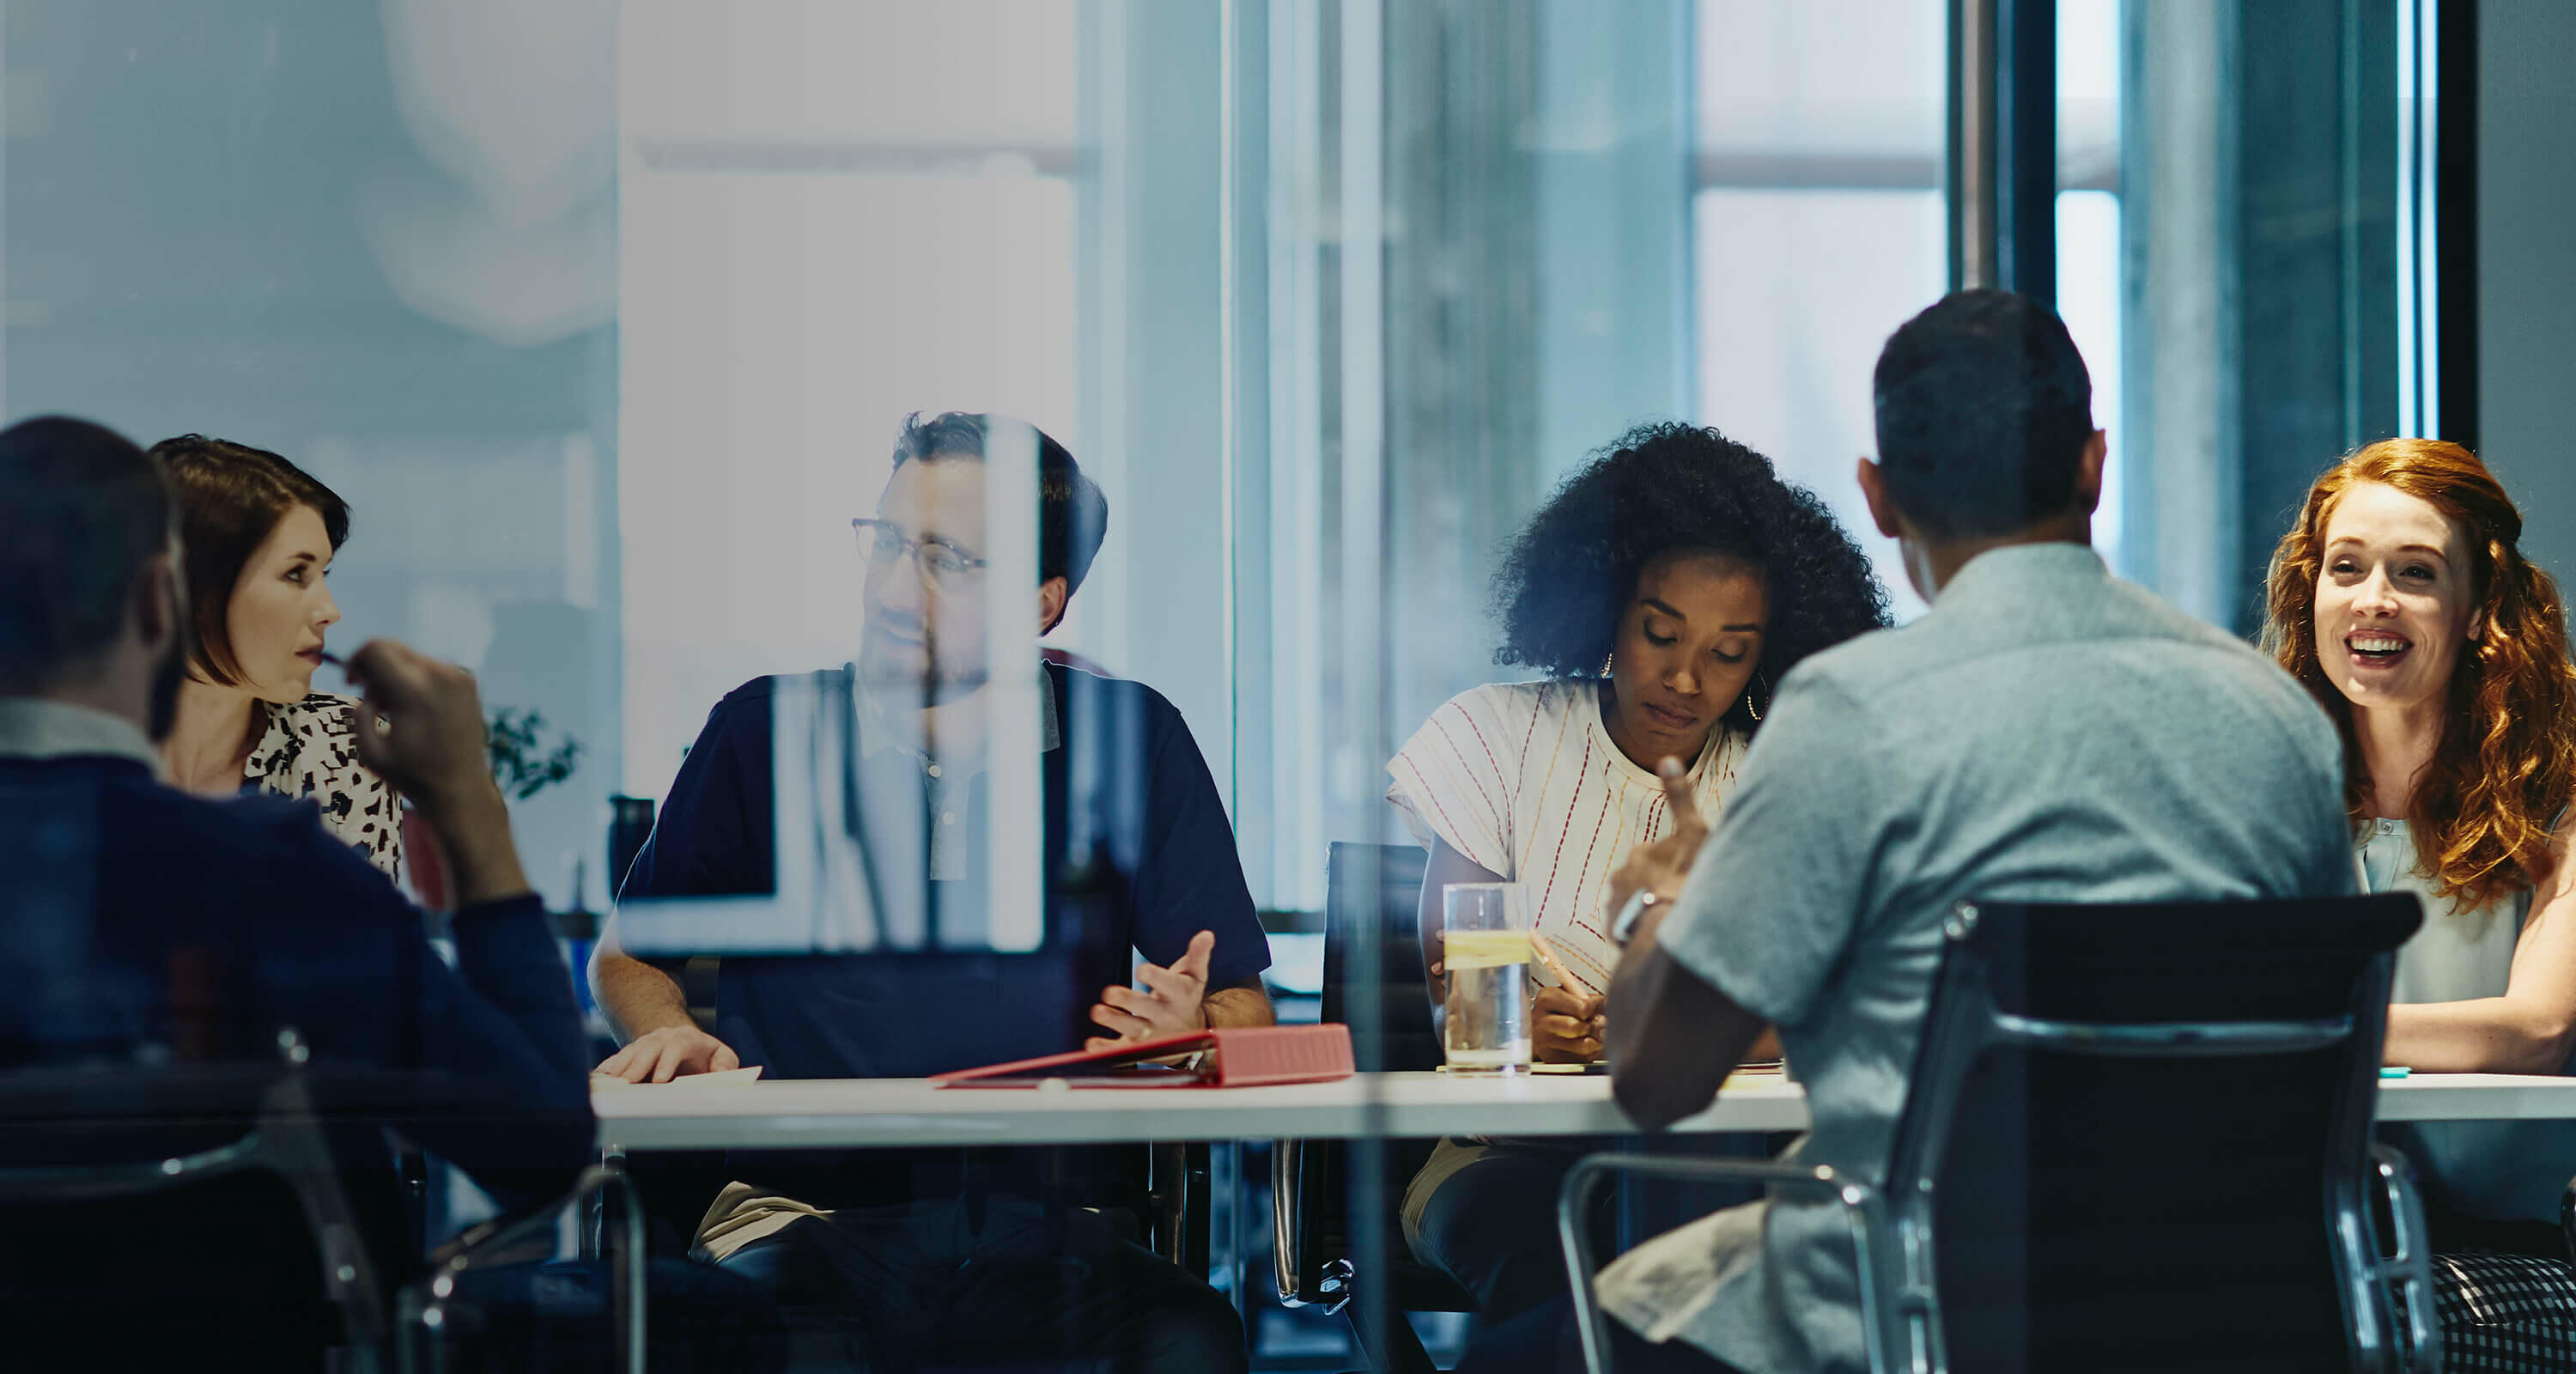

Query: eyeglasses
[851,518,989,588]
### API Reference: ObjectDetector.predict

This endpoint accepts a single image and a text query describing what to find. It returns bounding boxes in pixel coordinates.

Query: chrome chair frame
[0,1029,392,1371]
[1273,842,1473,1374]
[397,1161,647,1374]
[1560,1155,1892,1374]
[1560,897,2441,1374]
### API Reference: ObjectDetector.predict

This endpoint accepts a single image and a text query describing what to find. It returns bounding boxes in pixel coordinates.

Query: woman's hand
[1534,984,1606,1062]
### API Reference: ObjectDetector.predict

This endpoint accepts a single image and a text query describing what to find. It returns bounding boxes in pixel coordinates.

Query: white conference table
[592,1070,2576,1154]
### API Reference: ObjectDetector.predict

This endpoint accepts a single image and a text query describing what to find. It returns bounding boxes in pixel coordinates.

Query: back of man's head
[0,416,167,695]
[1872,289,2095,538]
[891,411,1109,600]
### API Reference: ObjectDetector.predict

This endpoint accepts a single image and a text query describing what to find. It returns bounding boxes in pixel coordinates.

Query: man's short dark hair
[890,411,1109,597]
[0,416,170,693]
[149,435,351,688]
[1872,289,2095,538]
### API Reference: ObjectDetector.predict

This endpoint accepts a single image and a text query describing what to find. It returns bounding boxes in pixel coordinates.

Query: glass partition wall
[0,0,2435,1367]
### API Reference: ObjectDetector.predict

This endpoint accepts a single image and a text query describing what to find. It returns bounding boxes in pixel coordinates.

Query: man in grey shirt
[1455,291,2354,1374]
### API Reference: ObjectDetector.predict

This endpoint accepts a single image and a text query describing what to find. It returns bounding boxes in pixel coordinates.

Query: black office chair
[0,1030,396,1370]
[0,1031,653,1374]
[1561,894,2441,1374]
[1273,841,1476,1372]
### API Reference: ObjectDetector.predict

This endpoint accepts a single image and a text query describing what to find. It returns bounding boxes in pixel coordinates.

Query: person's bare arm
[1205,980,1276,1029]
[2385,818,2576,1073]
[586,913,741,1082]
[1599,758,1773,1125]
[1607,898,1769,1128]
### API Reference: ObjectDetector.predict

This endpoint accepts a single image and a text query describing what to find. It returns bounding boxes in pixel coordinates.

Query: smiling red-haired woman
[2263,438,2576,1360]
[2266,438,2576,907]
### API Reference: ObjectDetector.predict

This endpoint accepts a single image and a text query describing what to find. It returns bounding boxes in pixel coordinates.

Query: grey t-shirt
[2360,822,2576,1222]
[1601,544,2353,1374]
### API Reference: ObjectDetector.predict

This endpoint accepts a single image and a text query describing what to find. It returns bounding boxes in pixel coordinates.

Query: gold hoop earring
[1744,671,1768,722]
[1601,651,1614,678]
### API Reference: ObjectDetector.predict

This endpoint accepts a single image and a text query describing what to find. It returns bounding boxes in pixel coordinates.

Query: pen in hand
[1528,930,1577,989]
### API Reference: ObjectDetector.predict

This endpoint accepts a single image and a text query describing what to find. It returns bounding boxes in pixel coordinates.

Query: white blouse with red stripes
[1384,678,1744,997]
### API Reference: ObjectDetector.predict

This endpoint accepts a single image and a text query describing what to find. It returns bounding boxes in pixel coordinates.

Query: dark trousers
[716,1196,1246,1374]
[444,1256,793,1372]
[1402,1134,1771,1331]
[1453,1293,1749,1374]
[1402,1139,1613,1327]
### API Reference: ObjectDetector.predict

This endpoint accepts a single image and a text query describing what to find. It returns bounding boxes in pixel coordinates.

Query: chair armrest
[2372,1144,2443,1374]
[407,1163,647,1374]
[1271,1137,1362,1312]
[427,1164,633,1271]
[1272,1139,1314,1306]
[1558,1154,1885,1374]
[1270,1140,1295,1304]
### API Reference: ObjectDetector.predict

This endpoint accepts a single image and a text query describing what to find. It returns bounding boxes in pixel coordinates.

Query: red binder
[930,1023,1354,1089]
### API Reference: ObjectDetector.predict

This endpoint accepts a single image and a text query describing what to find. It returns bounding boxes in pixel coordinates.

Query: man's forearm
[416,779,533,908]
[591,946,696,1042]
[1607,898,1677,1014]
[1204,981,1275,1030]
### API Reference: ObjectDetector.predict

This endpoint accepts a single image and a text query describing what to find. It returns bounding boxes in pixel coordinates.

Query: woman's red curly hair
[2262,439,2576,909]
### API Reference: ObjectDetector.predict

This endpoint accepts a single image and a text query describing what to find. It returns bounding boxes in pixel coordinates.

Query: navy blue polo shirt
[621,661,1270,1086]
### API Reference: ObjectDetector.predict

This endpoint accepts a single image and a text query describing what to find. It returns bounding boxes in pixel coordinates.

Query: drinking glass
[1441,883,1531,1075]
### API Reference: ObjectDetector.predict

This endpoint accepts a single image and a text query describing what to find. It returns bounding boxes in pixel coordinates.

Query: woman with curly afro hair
[1386,421,1888,1329]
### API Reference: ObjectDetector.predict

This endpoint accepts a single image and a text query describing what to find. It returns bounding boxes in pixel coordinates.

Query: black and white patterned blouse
[243,693,404,882]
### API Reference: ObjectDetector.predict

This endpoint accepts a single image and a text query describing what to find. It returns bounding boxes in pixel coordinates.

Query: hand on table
[595,1024,741,1083]
[1604,757,1710,921]
[1088,929,1215,1051]
[1534,984,1606,1062]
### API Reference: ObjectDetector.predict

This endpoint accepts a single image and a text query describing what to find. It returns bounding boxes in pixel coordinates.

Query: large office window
[1691,0,2129,618]
[2057,0,2125,577]
[617,2,1082,806]
[1692,0,1948,620]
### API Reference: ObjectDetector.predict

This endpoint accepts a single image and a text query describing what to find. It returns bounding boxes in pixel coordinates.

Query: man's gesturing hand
[1605,757,1710,921]
[594,1025,741,1083]
[1089,929,1217,1050]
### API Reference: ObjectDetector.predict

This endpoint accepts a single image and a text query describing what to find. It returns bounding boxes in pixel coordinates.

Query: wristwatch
[1608,889,1660,947]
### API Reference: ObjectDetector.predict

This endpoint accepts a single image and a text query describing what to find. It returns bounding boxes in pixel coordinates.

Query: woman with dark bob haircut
[1385,421,1889,1329]
[153,435,403,882]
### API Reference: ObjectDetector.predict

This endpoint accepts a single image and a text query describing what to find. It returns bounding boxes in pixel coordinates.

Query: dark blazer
[0,746,593,1370]
[0,752,594,1195]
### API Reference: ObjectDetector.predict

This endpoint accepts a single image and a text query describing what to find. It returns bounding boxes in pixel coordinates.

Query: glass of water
[1441,883,1531,1075]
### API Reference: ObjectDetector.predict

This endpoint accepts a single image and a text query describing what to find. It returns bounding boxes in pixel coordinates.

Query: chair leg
[1343,1293,1440,1374]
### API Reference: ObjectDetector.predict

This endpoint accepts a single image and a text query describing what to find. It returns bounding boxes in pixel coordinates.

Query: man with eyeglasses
[589,411,1271,1371]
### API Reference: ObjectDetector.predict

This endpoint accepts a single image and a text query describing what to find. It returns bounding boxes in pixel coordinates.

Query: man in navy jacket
[0,416,594,1348]
[590,413,1268,1372]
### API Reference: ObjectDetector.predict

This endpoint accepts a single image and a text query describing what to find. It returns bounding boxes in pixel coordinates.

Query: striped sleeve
[1385,686,1524,879]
